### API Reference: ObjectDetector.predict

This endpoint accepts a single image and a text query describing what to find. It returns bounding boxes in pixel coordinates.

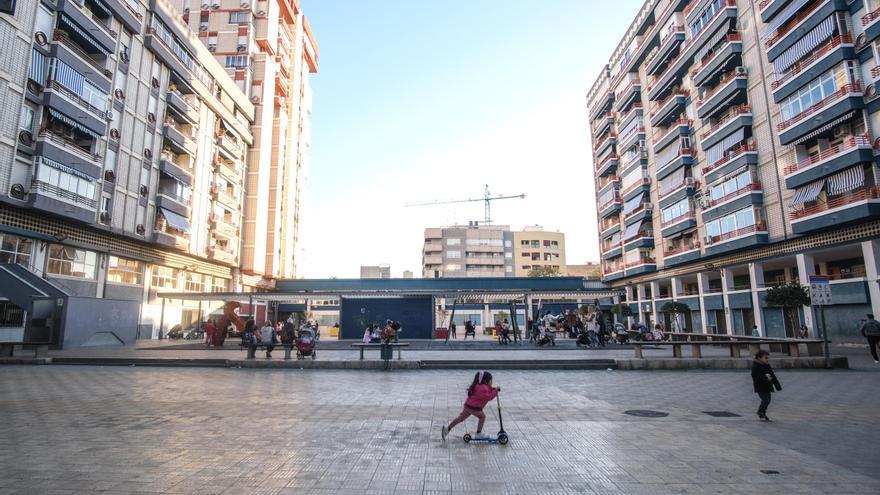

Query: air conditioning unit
[104,170,116,182]
[208,44,216,52]
[700,199,712,209]
[9,184,26,200]
[256,10,266,16]
[199,25,208,31]
[34,31,48,46]
[183,7,190,14]
[237,44,246,52]
[240,1,250,7]
[211,2,220,9]
[147,112,156,123]
[136,224,145,235]
[250,95,260,103]
[201,3,209,9]
[735,66,747,76]
[685,177,695,187]
[641,202,653,210]
[139,184,149,196]
[18,130,33,146]
[833,125,848,138]
[99,212,111,223]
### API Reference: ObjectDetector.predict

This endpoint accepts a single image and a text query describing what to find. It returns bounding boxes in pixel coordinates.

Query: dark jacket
[860,318,880,337]
[751,361,782,394]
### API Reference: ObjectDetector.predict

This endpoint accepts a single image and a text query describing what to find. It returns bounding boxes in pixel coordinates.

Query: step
[419,359,618,370]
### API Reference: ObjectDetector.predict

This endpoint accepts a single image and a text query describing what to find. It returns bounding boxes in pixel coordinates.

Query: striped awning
[623,220,644,240]
[789,179,825,208]
[659,167,686,195]
[39,156,95,181]
[608,231,621,245]
[791,111,856,145]
[694,27,731,66]
[762,0,811,40]
[52,59,85,95]
[655,143,680,168]
[159,207,191,233]
[29,48,47,86]
[704,127,745,165]
[58,14,110,56]
[623,192,645,215]
[826,165,865,196]
[772,16,835,73]
[47,108,100,139]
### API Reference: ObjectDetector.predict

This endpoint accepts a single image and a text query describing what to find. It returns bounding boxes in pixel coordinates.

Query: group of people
[239,316,318,359]
[362,320,402,344]
[202,319,234,347]
[447,320,478,340]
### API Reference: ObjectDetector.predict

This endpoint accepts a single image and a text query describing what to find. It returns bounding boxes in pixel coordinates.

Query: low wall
[615,356,848,370]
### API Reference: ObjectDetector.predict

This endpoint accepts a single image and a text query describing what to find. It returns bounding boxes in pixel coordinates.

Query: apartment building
[422,223,514,278]
[511,226,566,276]
[174,0,318,281]
[0,0,256,337]
[588,0,880,342]
[360,264,391,279]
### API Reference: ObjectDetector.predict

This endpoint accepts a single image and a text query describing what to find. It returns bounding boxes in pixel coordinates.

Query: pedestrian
[441,371,499,441]
[494,320,502,340]
[363,323,374,344]
[260,320,275,358]
[500,319,511,345]
[242,318,256,353]
[204,319,216,347]
[858,313,880,364]
[383,320,397,343]
[449,321,457,339]
[464,319,476,340]
[751,350,782,421]
[751,325,760,337]
[797,324,809,339]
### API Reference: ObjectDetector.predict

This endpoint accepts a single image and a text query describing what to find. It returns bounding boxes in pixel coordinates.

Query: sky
[298,0,643,278]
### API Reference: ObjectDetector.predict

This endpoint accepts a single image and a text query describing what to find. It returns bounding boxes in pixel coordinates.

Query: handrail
[594,132,618,151]
[706,181,762,208]
[784,135,871,174]
[621,177,650,197]
[697,69,747,107]
[710,222,767,243]
[692,33,742,76]
[765,0,824,48]
[700,105,751,139]
[702,142,757,174]
[655,118,692,144]
[53,31,107,75]
[791,186,880,219]
[863,6,880,25]
[651,90,689,117]
[666,242,701,256]
[659,178,697,199]
[599,194,622,210]
[595,153,620,171]
[615,76,641,101]
[591,112,615,137]
[647,26,686,67]
[46,80,109,120]
[771,35,852,89]
[777,83,862,131]
[624,202,653,220]
[31,180,97,208]
[619,103,644,126]
[597,175,621,190]
[37,130,102,162]
[625,258,656,268]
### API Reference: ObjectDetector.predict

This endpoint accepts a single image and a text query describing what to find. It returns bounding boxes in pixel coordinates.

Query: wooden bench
[631,338,826,359]
[351,342,410,361]
[0,342,50,358]
[239,342,299,360]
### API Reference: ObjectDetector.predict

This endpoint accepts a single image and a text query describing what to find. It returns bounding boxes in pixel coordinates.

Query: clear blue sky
[299,0,643,278]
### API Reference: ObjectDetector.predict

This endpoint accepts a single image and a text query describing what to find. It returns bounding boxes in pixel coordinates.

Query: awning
[47,108,100,139]
[789,179,825,208]
[826,165,865,196]
[623,192,645,215]
[52,59,85,95]
[705,127,745,165]
[623,220,644,240]
[40,156,96,181]
[30,48,46,86]
[84,0,113,18]
[772,16,835,74]
[791,112,856,145]
[659,167,686,195]
[159,207,191,233]
[762,0,811,40]
[58,14,110,56]
[655,143,680,168]
[694,27,731,66]
[619,115,642,138]
[159,167,191,187]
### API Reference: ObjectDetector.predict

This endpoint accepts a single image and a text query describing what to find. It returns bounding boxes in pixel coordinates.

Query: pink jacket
[464,383,498,410]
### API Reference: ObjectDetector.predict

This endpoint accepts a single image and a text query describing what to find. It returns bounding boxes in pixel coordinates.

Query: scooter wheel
[462,434,472,443]
[498,434,509,445]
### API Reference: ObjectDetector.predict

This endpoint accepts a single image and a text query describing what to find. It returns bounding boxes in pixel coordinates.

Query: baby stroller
[296,328,316,360]
[535,328,556,347]
[612,323,630,344]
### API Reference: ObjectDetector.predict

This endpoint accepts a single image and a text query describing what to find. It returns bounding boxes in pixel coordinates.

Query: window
[520,240,529,246]
[445,238,460,246]
[47,245,97,279]
[705,207,757,239]
[543,240,551,247]
[446,250,461,259]
[690,0,724,38]
[107,256,143,285]
[505,266,513,273]
[0,234,33,267]
[661,198,690,223]
[504,252,512,259]
[779,65,847,122]
[19,104,35,133]
[100,195,111,219]
[531,240,540,248]
[152,266,178,290]
[184,272,204,292]
[521,252,530,257]
[709,169,751,202]
[224,55,249,68]
[212,278,229,292]
[35,162,96,203]
[504,240,512,248]
[229,11,251,24]
[445,263,461,271]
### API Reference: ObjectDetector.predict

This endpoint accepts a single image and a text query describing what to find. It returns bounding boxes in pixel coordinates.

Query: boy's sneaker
[474,432,489,440]
[760,415,771,422]
[441,426,447,441]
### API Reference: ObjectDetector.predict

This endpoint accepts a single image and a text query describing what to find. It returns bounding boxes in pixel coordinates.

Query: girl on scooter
[441,371,499,441]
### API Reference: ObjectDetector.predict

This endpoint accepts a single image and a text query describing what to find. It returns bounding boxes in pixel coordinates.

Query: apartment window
[99,195,111,220]
[504,240,512,248]
[543,240,551,247]
[229,11,251,24]
[19,104,36,133]
[531,253,540,261]
[107,256,144,285]
[520,240,529,246]
[521,252,530,257]
[779,65,848,122]
[446,250,461,259]
[690,0,724,38]
[709,170,751,202]
[184,272,204,292]
[47,245,97,279]
[551,241,559,248]
[504,252,512,259]
[505,266,513,273]
[36,161,97,203]
[661,198,690,224]
[0,234,33,267]
[212,278,229,292]
[445,263,461,271]
[445,238,460,246]
[152,266,178,290]
[530,240,540,248]
[224,55,249,68]
[544,253,553,261]
[705,207,757,239]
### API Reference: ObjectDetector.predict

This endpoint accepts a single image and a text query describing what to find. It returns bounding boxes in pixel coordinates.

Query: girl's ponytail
[466,371,481,396]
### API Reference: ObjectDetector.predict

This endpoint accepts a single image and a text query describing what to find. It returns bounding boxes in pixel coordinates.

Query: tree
[528,266,563,277]
[764,282,810,336]
[660,301,690,333]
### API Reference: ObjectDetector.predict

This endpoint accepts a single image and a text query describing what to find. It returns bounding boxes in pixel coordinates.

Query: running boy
[751,350,782,421]
[442,371,499,441]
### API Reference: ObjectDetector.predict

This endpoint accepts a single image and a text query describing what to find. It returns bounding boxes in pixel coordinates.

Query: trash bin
[380,343,393,361]
[434,328,448,339]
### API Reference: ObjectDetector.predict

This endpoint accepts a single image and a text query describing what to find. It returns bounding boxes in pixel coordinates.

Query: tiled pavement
[1,366,878,495]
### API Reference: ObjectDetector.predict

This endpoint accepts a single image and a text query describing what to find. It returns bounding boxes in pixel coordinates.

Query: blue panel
[791,203,880,234]
[728,292,753,309]
[339,296,434,339]
[829,281,868,304]
[703,295,724,310]
[677,297,700,310]
[277,276,608,292]
[763,308,786,337]
[278,303,306,312]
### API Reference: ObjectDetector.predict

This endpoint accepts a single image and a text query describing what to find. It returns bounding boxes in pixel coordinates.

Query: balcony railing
[53,30,106,74]
[791,186,880,219]
[595,153,619,171]
[696,69,746,108]
[702,142,757,175]
[625,258,656,268]
[37,130,101,163]
[603,267,624,276]
[777,82,861,132]
[621,177,650,197]
[619,103,644,126]
[765,0,824,48]
[599,195,622,210]
[46,80,109,120]
[700,104,751,140]
[597,175,620,190]
[863,7,880,25]
[784,135,871,175]
[31,180,97,209]
[594,131,617,151]
[710,222,767,243]
[618,123,645,147]
[592,112,615,136]
[692,33,742,76]
[706,181,762,208]
[624,203,652,220]
[615,76,641,101]
[651,90,689,118]
[658,178,697,199]
[661,211,695,227]
[771,35,852,90]
[666,242,701,256]
[647,26,686,68]
[157,189,190,206]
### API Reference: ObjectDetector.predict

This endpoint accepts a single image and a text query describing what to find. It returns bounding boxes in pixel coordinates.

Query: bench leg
[806,342,823,357]
[397,347,402,360]
[247,346,256,360]
[730,344,741,358]
[634,345,643,359]
[672,344,682,358]
[360,347,364,360]
[788,343,800,357]
[0,344,12,357]
[748,344,760,357]
[691,344,701,358]
[284,347,292,360]
[34,345,49,358]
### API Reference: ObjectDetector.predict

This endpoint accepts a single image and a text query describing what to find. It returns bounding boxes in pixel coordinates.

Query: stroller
[296,328,316,360]
[576,329,598,348]
[535,327,556,347]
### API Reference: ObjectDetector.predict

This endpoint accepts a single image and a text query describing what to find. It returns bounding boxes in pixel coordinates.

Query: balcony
[423,255,442,265]
[590,90,614,119]
[659,177,698,208]
[790,186,880,234]
[216,133,243,159]
[104,0,144,33]
[621,177,650,200]
[765,0,847,62]
[166,91,199,125]
[599,195,622,219]
[771,35,855,103]
[163,124,196,156]
[156,190,190,217]
[653,118,691,153]
[692,33,743,88]
[152,229,189,251]
[159,157,193,187]
[864,6,880,44]
[213,157,242,183]
[615,76,642,112]
[776,83,863,145]
[603,267,626,282]
[651,90,688,128]
[759,0,794,23]
[661,211,697,237]
[597,175,621,193]
[594,132,617,158]
[624,257,657,276]
[664,241,701,267]
[617,122,645,152]
[702,182,763,223]
[601,221,621,239]
[29,177,97,224]
[696,69,748,119]
[43,81,108,137]
[647,48,691,102]
[51,29,107,75]
[704,222,768,256]
[209,214,239,238]
[35,130,102,178]
[700,104,752,150]
[592,113,615,139]
[784,135,873,189]
[57,0,116,54]
[645,26,686,77]
[602,239,623,259]
[624,202,653,224]
[656,147,694,180]
[211,183,239,208]
[595,153,620,177]
[702,142,758,183]
[618,103,644,132]
[682,0,738,65]
[208,246,237,265]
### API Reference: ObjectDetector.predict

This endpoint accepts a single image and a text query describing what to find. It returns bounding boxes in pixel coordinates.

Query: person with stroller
[464,319,476,340]
[499,319,511,345]
[441,371,499,441]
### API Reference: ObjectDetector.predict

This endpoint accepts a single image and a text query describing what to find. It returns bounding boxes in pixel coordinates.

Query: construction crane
[405,184,525,224]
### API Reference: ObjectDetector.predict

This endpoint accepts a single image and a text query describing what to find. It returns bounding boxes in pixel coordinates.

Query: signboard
[808,275,832,306]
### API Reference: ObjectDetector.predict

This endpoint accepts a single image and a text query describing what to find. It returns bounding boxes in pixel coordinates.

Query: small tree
[764,282,810,336]
[528,266,563,277]
[660,301,690,333]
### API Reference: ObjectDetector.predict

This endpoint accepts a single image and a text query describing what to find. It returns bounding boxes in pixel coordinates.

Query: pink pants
[448,406,485,432]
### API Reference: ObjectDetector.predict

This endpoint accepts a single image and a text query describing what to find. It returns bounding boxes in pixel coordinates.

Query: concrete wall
[61,297,140,348]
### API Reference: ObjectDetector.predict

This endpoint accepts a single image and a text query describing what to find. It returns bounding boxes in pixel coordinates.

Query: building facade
[565,262,602,279]
[174,0,317,281]
[422,222,514,278]
[588,0,880,342]
[0,0,263,338]
[360,264,390,279]
[512,226,566,276]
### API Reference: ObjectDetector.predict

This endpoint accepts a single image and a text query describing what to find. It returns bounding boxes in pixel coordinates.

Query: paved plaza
[1,366,878,495]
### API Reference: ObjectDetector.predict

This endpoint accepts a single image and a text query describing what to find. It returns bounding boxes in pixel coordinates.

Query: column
[748,262,765,336]
[697,272,709,334]
[95,253,108,299]
[670,277,683,299]
[720,268,735,334]
[623,286,634,327]
[649,280,661,327]
[636,284,647,324]
[862,240,880,318]
[796,253,816,332]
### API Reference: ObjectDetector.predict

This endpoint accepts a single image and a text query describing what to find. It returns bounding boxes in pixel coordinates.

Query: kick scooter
[463,391,508,445]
